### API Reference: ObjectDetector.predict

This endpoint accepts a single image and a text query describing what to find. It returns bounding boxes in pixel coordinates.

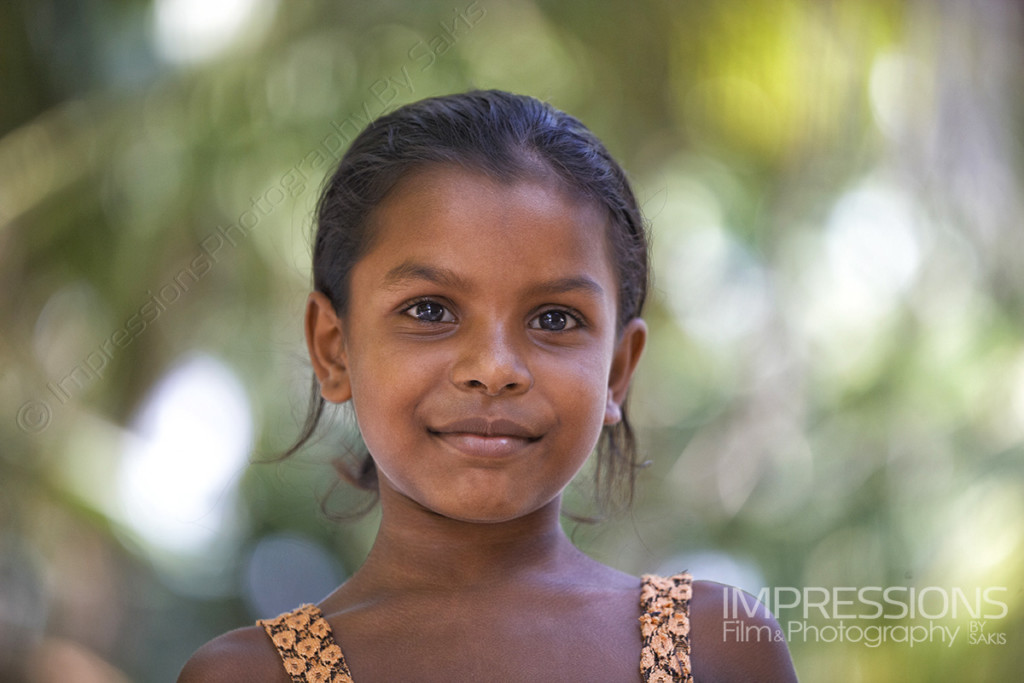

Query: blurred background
[2,0,1023,680]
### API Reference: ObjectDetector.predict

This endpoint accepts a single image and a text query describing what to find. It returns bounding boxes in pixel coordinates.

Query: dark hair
[287,90,650,515]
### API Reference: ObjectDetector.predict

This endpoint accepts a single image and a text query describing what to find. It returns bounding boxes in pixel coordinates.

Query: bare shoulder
[177,625,290,683]
[689,579,799,683]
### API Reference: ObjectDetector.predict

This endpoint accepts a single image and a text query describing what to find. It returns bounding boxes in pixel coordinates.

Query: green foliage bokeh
[2,1,1022,680]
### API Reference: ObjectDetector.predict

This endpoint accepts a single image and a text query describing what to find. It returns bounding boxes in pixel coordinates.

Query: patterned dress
[258,572,693,683]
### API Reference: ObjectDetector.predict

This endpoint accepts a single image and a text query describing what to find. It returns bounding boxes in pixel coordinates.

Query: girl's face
[308,164,645,523]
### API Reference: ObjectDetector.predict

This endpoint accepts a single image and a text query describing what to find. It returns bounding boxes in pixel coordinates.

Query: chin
[424,494,551,525]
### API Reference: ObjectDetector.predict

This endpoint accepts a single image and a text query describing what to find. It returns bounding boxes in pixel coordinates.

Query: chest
[332,587,644,682]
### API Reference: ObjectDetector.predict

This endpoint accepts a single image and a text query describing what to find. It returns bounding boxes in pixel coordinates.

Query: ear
[305,291,353,403]
[604,317,647,426]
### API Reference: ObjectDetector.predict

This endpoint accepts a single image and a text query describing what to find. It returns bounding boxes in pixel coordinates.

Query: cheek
[346,341,440,445]
[541,353,610,429]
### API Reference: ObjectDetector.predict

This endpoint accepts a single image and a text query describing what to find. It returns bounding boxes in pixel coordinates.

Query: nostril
[462,378,522,396]
[451,345,532,395]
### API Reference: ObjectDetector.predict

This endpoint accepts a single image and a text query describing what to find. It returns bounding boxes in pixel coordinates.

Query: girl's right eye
[404,300,455,324]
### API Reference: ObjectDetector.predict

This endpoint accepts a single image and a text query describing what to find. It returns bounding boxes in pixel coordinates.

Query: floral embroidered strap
[257,603,353,683]
[639,572,693,683]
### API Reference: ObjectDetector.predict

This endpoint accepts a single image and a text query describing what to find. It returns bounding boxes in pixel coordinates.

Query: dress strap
[639,572,693,683]
[257,603,354,683]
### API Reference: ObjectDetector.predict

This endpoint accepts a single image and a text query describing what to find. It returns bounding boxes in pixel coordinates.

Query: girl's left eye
[404,300,455,323]
[529,310,580,331]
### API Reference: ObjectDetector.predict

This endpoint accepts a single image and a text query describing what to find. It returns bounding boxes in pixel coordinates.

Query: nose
[450,321,533,396]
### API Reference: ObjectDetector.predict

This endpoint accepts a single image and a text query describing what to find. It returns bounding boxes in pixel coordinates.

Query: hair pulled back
[289,90,650,515]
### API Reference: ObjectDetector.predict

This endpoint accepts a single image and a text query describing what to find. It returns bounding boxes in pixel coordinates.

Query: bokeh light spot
[117,354,252,557]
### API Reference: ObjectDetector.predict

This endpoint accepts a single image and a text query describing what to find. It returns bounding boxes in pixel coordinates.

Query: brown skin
[178,166,798,682]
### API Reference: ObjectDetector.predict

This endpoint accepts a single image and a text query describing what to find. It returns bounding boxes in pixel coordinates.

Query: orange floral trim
[258,603,353,683]
[639,572,693,683]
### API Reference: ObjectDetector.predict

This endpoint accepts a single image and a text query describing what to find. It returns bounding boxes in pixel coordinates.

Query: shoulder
[176,625,291,683]
[689,580,799,683]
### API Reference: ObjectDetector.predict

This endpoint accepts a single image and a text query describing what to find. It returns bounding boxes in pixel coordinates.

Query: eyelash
[528,307,585,331]
[401,297,456,324]
[399,298,586,331]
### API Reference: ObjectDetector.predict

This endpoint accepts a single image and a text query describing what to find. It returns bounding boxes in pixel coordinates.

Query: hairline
[352,157,627,320]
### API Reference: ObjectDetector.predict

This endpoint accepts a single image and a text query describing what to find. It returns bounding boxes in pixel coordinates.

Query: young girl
[179,91,797,682]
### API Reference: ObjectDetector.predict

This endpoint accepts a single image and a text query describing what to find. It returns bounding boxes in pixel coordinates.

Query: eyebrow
[523,275,605,299]
[382,262,471,291]
[381,261,605,298]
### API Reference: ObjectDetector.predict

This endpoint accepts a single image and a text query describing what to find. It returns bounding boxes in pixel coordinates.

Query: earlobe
[604,388,622,425]
[305,291,353,403]
[604,318,647,426]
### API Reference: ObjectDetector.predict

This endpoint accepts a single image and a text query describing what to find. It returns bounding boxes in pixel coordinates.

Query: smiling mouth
[429,417,542,457]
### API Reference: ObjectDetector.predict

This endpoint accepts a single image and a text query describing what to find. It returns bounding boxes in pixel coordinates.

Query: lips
[431,417,540,439]
[429,417,542,457]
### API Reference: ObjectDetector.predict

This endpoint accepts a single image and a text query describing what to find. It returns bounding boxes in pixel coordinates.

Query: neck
[351,481,586,593]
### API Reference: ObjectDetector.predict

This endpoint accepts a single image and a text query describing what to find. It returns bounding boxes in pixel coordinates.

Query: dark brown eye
[530,310,578,331]
[406,301,452,323]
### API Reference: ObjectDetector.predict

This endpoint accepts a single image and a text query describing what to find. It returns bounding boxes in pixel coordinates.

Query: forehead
[358,165,617,293]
